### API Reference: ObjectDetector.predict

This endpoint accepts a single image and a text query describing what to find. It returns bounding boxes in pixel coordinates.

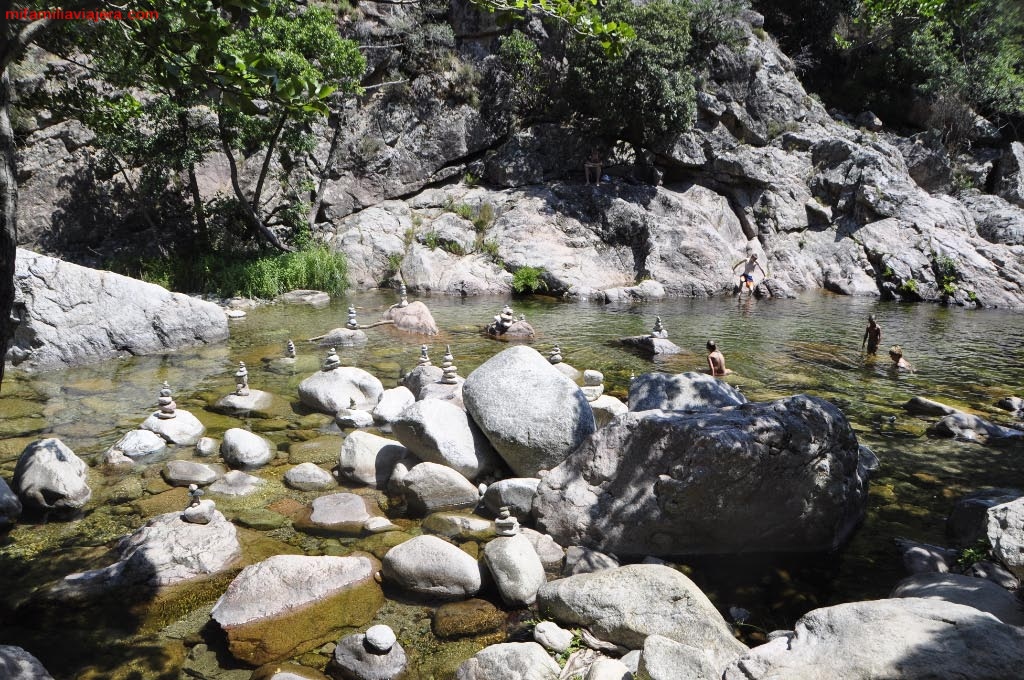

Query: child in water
[888,345,914,372]
[706,340,732,376]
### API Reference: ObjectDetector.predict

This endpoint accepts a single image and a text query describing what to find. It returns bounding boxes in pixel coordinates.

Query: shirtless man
[706,340,731,376]
[888,345,914,372]
[862,315,882,355]
[732,254,766,295]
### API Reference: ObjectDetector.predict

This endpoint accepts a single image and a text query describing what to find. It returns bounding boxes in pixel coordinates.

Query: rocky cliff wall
[12,6,1024,307]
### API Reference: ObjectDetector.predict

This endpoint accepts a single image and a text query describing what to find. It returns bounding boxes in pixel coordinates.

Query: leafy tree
[567,0,698,146]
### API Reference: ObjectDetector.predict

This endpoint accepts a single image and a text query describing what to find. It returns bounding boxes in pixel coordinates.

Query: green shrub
[899,278,919,295]
[473,202,495,233]
[423,230,441,250]
[480,239,502,263]
[120,245,348,299]
[511,266,548,294]
[463,171,480,186]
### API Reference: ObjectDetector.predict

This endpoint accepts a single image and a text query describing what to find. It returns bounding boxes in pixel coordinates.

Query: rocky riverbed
[1,290,1023,679]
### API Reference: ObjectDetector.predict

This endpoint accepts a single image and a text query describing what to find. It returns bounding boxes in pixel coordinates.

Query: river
[1,290,1022,679]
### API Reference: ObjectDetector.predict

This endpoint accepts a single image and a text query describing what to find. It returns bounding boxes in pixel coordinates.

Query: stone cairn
[492,304,516,334]
[495,506,520,536]
[187,483,205,508]
[418,345,432,367]
[581,369,604,402]
[286,339,297,359]
[323,347,342,372]
[440,345,460,384]
[234,361,250,396]
[398,283,409,308]
[156,381,177,419]
[548,344,564,365]
[650,315,668,339]
[346,306,359,330]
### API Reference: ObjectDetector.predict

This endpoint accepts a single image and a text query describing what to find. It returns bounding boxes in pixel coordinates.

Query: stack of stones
[418,345,432,367]
[581,370,604,402]
[234,362,250,397]
[346,306,358,330]
[547,343,581,380]
[399,283,409,308]
[323,348,342,371]
[331,624,407,680]
[156,381,177,419]
[286,339,296,359]
[548,345,563,364]
[493,305,516,333]
[440,345,460,385]
[651,316,668,339]
[495,506,520,536]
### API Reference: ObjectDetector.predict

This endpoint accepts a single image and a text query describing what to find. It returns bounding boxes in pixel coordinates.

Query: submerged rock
[212,554,383,666]
[534,395,871,556]
[928,412,1024,445]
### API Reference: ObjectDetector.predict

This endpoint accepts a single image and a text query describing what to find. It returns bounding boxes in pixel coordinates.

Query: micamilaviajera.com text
[6,8,159,21]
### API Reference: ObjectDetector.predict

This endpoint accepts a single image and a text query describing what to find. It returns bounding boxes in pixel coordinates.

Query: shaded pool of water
[1,290,1023,678]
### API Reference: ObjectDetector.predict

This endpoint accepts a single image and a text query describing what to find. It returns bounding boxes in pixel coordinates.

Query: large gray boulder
[638,634,723,680]
[13,438,92,511]
[0,645,55,680]
[483,533,546,606]
[890,572,1024,625]
[463,346,596,477]
[212,554,383,666]
[382,534,482,600]
[298,366,384,414]
[392,399,497,480]
[482,478,540,518]
[7,249,228,371]
[371,386,416,426]
[455,642,560,680]
[721,598,1024,680]
[947,488,1023,547]
[628,371,747,411]
[537,564,746,669]
[50,508,240,599]
[382,300,439,335]
[534,395,871,556]
[397,461,480,515]
[987,497,1024,578]
[339,431,410,488]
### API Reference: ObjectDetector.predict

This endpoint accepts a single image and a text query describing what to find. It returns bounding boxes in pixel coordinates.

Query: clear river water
[1,290,1023,679]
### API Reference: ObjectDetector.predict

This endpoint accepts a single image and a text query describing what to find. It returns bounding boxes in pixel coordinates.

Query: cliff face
[12,5,1024,306]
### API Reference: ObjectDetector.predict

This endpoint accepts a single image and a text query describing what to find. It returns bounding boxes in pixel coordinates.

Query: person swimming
[888,345,914,372]
[706,340,731,376]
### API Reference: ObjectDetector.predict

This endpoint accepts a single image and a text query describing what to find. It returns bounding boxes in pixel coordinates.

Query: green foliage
[511,266,548,294]
[555,630,585,666]
[463,172,481,187]
[967,290,978,302]
[474,202,496,233]
[385,252,404,275]
[480,239,502,263]
[934,254,959,297]
[565,0,742,144]
[441,241,466,256]
[423,231,442,250]
[899,278,919,295]
[472,0,635,53]
[957,539,991,568]
[120,245,348,298]
[497,30,546,119]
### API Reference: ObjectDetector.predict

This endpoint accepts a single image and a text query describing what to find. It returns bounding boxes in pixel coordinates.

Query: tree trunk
[308,113,343,229]
[218,111,291,252]
[0,69,18,391]
[251,109,287,212]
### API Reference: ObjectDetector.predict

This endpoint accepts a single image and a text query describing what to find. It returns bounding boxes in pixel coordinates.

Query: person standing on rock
[706,340,731,376]
[732,254,766,295]
[862,315,882,355]
[584,148,602,186]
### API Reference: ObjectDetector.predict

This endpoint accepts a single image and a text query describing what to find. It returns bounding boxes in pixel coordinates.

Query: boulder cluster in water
[3,292,1024,680]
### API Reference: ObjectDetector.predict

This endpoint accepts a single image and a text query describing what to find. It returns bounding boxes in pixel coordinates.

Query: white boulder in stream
[628,371,747,411]
[392,399,497,480]
[50,507,240,599]
[13,438,91,511]
[372,386,416,425]
[483,533,546,606]
[298,362,384,414]
[455,642,560,680]
[382,534,482,599]
[463,345,596,477]
[284,462,336,491]
[339,431,410,488]
[220,428,274,468]
[106,429,167,459]
[212,554,383,666]
[7,248,228,371]
[721,598,1024,679]
[534,395,872,556]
